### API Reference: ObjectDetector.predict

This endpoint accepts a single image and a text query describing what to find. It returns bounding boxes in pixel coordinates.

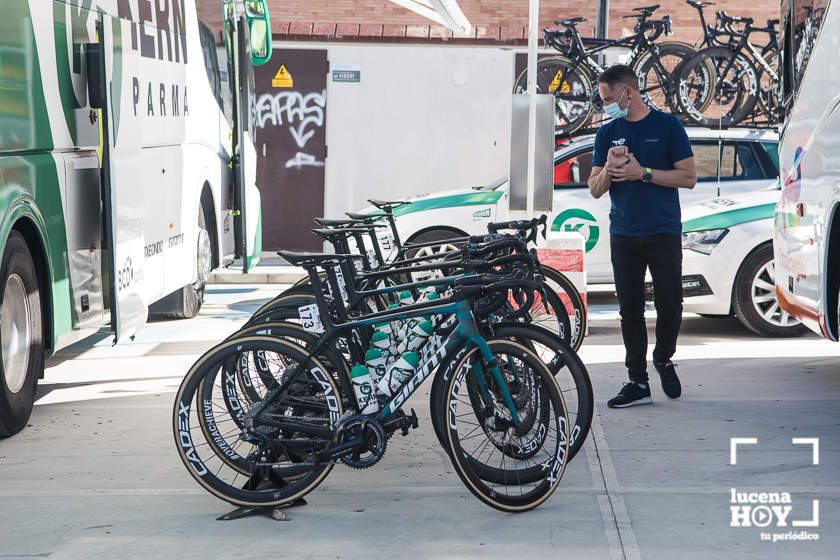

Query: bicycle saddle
[719,12,753,25]
[313,217,363,228]
[277,250,361,267]
[633,4,661,14]
[310,227,372,240]
[345,211,388,221]
[686,0,715,8]
[554,17,586,26]
[368,199,410,211]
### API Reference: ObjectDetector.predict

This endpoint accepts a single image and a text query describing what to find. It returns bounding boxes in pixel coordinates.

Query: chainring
[335,415,387,470]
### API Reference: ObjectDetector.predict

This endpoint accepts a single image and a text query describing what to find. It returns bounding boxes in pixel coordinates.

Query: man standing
[587,64,697,408]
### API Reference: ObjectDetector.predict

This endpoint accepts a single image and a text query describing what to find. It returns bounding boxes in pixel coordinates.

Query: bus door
[225,0,272,272]
[87,15,147,342]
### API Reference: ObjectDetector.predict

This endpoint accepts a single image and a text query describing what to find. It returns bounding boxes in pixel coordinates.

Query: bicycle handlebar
[486,214,547,244]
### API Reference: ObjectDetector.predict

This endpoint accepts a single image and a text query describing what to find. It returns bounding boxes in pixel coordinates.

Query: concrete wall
[276,42,515,218]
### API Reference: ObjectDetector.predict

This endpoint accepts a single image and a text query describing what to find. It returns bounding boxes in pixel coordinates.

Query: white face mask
[603,89,629,120]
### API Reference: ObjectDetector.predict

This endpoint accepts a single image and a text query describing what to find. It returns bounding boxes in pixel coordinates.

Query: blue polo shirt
[592,110,693,236]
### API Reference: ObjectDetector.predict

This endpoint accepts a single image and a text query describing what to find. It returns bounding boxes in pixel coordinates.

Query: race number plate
[298,304,325,333]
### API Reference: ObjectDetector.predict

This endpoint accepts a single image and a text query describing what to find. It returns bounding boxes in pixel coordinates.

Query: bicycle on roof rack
[513,4,714,136]
[676,5,782,128]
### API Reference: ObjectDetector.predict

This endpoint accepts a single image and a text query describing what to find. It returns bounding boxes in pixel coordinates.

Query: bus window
[199,21,224,113]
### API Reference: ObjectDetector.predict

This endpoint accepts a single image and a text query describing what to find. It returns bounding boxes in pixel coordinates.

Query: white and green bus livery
[0,0,271,436]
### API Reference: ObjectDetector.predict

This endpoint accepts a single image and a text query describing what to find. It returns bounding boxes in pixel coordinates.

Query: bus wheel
[150,207,211,319]
[733,243,808,338]
[0,231,44,437]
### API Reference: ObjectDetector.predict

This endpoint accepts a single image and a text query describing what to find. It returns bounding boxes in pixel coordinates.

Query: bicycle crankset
[335,415,387,469]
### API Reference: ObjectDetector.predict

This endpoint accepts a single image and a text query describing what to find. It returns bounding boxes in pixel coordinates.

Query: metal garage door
[254,49,328,251]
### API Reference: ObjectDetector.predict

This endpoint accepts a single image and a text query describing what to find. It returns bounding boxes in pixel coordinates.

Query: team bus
[774,0,840,341]
[0,0,271,436]
[774,0,840,339]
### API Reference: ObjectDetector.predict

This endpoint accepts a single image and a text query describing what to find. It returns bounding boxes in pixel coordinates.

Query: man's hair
[598,64,639,91]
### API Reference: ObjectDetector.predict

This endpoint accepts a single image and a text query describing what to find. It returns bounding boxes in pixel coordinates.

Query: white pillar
[524,0,539,218]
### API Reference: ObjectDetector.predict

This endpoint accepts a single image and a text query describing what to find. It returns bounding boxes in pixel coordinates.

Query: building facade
[199,0,777,46]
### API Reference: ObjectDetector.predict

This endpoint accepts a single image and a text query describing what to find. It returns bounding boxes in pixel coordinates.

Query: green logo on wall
[552,208,600,252]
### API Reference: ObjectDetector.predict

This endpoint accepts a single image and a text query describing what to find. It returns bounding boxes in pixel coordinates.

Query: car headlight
[682,228,729,254]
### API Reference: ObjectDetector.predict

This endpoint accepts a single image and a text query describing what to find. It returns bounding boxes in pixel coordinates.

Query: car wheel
[732,243,808,337]
[406,228,467,282]
[0,231,44,437]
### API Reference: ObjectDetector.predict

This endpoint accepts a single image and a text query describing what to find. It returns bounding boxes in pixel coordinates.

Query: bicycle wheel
[513,56,595,136]
[247,292,319,326]
[174,336,344,508]
[540,265,587,351]
[429,324,592,470]
[228,321,351,407]
[494,324,592,460]
[502,285,573,348]
[677,47,760,127]
[633,41,712,115]
[440,339,570,512]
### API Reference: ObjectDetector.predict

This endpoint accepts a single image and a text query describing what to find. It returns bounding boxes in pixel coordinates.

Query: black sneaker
[654,361,682,399]
[607,382,652,408]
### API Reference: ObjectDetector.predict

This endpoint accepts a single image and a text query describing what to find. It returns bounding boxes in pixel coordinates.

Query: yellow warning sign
[548,69,570,94]
[272,64,294,88]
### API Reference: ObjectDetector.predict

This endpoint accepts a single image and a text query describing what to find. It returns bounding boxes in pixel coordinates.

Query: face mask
[603,89,628,120]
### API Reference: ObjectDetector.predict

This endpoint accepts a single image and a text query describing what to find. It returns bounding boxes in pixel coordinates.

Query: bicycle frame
[250,294,523,442]
[745,41,777,80]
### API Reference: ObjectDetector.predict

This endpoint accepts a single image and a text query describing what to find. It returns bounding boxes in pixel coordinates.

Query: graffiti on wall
[256,90,326,169]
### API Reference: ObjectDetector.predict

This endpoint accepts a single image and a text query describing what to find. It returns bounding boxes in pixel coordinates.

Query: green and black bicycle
[173,225,592,512]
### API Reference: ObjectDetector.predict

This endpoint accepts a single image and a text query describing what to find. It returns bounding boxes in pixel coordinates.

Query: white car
[650,187,807,337]
[388,128,780,283]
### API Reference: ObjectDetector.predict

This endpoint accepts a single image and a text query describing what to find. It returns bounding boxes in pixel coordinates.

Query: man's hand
[607,153,645,182]
[606,146,630,169]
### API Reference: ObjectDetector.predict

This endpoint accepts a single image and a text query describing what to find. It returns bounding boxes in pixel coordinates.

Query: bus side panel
[102,1,223,334]
[0,2,85,354]
[776,0,837,338]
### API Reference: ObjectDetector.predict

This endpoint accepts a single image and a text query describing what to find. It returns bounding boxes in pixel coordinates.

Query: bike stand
[216,470,307,522]
[216,498,307,522]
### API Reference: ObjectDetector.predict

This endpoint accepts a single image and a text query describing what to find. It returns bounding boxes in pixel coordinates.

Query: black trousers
[610,234,683,383]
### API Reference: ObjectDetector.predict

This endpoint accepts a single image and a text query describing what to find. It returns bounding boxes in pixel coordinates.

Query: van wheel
[0,231,44,437]
[150,207,212,319]
[733,243,808,337]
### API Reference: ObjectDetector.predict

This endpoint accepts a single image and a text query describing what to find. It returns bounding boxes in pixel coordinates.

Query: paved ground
[1,285,839,559]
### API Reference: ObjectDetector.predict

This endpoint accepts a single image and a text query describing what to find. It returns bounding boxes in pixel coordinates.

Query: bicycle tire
[540,265,587,351]
[229,321,351,406]
[429,323,592,469]
[440,339,570,512]
[174,336,344,508]
[513,56,595,136]
[632,41,712,115]
[247,292,319,326]
[677,46,760,127]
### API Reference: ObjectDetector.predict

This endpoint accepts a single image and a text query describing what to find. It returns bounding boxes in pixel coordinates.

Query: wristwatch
[642,167,653,182]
